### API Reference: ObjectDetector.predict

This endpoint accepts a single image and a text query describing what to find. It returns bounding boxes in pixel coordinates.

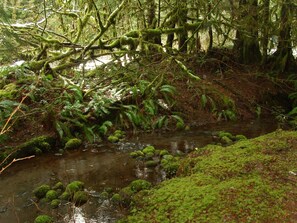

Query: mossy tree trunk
[234,0,262,64]
[177,1,188,53]
[261,0,270,64]
[272,0,294,72]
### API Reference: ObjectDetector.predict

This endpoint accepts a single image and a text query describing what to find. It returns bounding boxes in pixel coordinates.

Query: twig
[0,95,28,135]
[0,155,35,174]
[31,199,47,213]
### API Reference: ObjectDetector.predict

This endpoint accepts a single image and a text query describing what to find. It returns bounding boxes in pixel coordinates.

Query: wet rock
[33,184,51,199]
[64,138,82,150]
[34,215,53,223]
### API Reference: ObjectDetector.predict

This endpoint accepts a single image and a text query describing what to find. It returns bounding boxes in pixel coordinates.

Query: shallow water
[0,118,278,223]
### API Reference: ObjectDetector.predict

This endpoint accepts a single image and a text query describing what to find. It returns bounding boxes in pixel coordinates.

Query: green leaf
[160,84,176,95]
[201,94,208,108]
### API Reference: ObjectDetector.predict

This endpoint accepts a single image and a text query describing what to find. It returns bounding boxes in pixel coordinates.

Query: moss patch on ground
[121,130,297,223]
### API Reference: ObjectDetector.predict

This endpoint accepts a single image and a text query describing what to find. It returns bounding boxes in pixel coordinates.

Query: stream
[0,118,278,223]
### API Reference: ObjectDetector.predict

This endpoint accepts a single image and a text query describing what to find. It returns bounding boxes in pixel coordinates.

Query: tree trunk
[273,0,294,72]
[261,0,270,64]
[177,1,188,53]
[234,0,261,64]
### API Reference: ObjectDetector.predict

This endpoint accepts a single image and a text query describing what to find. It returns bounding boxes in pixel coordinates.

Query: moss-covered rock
[142,146,155,155]
[59,191,71,201]
[121,130,297,222]
[235,134,247,141]
[221,136,233,144]
[111,193,122,203]
[33,184,51,199]
[64,138,82,150]
[73,191,88,206]
[161,155,180,177]
[34,215,54,223]
[50,199,60,209]
[66,181,84,196]
[114,130,125,139]
[145,160,159,167]
[52,182,64,190]
[45,190,58,201]
[119,186,134,204]
[108,135,119,143]
[159,149,169,156]
[130,180,152,193]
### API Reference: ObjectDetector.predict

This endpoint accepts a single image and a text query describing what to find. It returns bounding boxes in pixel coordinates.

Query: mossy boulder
[114,130,125,139]
[221,136,233,144]
[52,182,64,190]
[159,149,169,156]
[34,215,54,223]
[161,155,180,177]
[145,160,159,167]
[122,130,297,222]
[33,184,51,199]
[130,180,152,193]
[59,192,71,201]
[119,186,134,204]
[235,134,247,141]
[45,190,58,201]
[108,135,119,143]
[73,191,88,206]
[66,181,84,196]
[50,199,60,209]
[64,138,82,150]
[142,146,155,155]
[111,193,122,203]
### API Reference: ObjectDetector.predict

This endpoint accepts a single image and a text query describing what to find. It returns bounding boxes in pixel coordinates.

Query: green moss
[221,136,233,144]
[119,186,134,204]
[33,184,51,199]
[142,146,155,155]
[50,199,60,209]
[59,192,70,200]
[34,215,54,223]
[100,191,109,199]
[73,191,88,206]
[45,190,58,201]
[11,136,55,161]
[130,151,139,158]
[108,135,119,143]
[122,130,297,222]
[218,131,233,139]
[53,182,64,190]
[145,160,159,167]
[130,180,152,193]
[235,134,247,141]
[159,149,169,156]
[114,130,125,139]
[66,181,84,196]
[111,193,122,203]
[64,138,82,150]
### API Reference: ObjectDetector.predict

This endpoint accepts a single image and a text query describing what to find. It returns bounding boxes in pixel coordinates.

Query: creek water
[0,118,278,223]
